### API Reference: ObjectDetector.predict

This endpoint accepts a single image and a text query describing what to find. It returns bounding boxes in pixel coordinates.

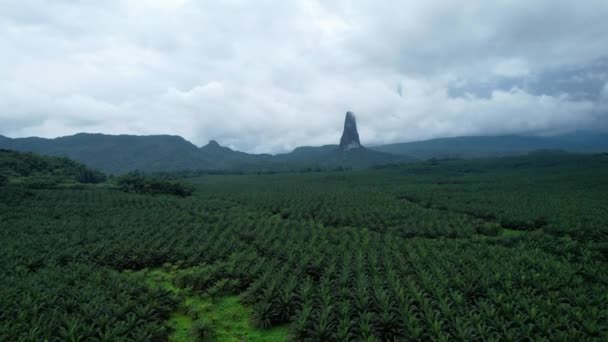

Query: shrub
[22,175,61,189]
[189,319,215,341]
[476,222,502,236]
[0,149,106,185]
[76,168,106,184]
[597,242,608,262]
[115,172,193,197]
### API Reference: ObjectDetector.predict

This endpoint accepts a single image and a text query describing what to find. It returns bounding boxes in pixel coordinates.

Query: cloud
[603,83,608,98]
[0,0,607,152]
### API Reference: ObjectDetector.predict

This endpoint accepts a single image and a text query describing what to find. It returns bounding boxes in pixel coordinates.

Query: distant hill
[2,131,607,174]
[274,145,408,169]
[0,134,407,174]
[0,112,411,174]
[371,132,608,159]
[198,139,274,170]
[0,133,208,174]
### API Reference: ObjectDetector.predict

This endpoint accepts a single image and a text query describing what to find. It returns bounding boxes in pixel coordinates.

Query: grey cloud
[0,0,607,153]
[448,58,608,101]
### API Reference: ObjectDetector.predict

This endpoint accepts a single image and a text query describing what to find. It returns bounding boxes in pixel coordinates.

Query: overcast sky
[1,0,608,153]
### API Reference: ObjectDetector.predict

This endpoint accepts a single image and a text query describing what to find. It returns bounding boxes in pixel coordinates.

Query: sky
[1,0,608,153]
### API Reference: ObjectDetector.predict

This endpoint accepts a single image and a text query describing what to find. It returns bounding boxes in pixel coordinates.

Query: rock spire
[339,111,361,150]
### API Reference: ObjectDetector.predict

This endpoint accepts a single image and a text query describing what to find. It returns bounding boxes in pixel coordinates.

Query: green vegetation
[116,172,194,197]
[136,266,289,341]
[1,151,607,340]
[0,148,106,187]
[0,149,193,196]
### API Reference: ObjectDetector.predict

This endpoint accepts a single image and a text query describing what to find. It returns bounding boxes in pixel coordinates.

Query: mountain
[0,113,408,173]
[274,112,407,168]
[274,144,406,170]
[0,133,207,174]
[0,133,278,174]
[2,127,607,174]
[371,132,608,159]
[339,111,361,150]
[198,140,273,169]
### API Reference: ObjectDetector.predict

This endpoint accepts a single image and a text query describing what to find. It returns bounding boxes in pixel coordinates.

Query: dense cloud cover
[1,0,607,153]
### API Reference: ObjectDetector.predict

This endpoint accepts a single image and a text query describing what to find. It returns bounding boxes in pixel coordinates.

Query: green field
[137,266,289,341]
[1,150,608,340]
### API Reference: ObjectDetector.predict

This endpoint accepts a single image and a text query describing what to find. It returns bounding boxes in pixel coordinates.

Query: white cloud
[0,0,607,152]
[492,59,530,78]
[144,0,190,10]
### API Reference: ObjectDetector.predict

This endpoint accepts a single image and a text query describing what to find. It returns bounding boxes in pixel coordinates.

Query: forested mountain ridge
[2,130,606,174]
[0,134,406,174]
[371,132,608,159]
[0,133,207,174]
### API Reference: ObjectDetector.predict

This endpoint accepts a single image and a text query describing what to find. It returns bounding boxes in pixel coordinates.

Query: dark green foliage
[1,262,177,341]
[0,149,106,186]
[189,319,216,341]
[1,152,607,340]
[476,222,503,236]
[389,152,608,242]
[0,173,6,186]
[115,172,193,197]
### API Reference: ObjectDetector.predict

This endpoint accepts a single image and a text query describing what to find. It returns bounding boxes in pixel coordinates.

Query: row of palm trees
[2,166,608,340]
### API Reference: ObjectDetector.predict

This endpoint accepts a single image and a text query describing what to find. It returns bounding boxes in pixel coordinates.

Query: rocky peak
[201,140,229,152]
[339,111,361,150]
[207,140,220,148]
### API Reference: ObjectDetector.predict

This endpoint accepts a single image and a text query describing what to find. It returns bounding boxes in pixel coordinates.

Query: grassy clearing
[137,267,289,342]
[182,296,288,342]
[168,313,193,341]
